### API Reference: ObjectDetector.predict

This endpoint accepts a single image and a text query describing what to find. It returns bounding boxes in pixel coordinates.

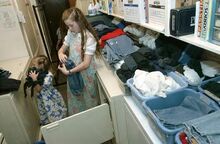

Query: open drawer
[41,103,114,144]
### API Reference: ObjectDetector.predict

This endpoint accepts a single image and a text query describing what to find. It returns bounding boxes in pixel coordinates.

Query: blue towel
[65,59,84,95]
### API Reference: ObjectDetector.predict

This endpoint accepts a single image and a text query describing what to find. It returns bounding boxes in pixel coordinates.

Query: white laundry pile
[200,60,220,77]
[133,70,180,98]
[183,65,202,86]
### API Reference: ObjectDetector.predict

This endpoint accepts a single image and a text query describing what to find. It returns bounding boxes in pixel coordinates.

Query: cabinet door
[124,104,150,144]
[0,95,29,144]
[41,103,114,144]
[0,92,40,144]
[14,0,40,56]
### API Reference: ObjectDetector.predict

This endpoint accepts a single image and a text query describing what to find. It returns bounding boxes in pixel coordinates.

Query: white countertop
[0,56,30,80]
[95,57,124,98]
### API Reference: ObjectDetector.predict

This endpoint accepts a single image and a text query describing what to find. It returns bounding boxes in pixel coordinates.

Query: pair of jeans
[153,95,216,127]
[65,59,84,95]
[184,110,220,144]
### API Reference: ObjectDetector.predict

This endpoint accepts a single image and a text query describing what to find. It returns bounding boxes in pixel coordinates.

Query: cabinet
[41,58,128,144]
[0,57,40,144]
[123,96,163,144]
[0,92,40,144]
[0,0,44,61]
[41,104,114,144]
[124,104,150,144]
[0,0,47,141]
[13,0,43,57]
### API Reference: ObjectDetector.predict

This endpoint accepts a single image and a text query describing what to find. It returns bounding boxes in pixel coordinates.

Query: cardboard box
[148,0,166,26]
[112,0,124,16]
[118,0,124,16]
[176,0,197,8]
[123,0,146,24]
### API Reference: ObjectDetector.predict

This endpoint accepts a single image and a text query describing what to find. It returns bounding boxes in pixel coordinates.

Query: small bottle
[108,0,112,14]
[88,1,96,16]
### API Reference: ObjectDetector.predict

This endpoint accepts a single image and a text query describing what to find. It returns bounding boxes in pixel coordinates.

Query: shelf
[139,23,165,34]
[99,9,108,15]
[99,8,220,56]
[110,13,124,19]
[0,56,30,80]
[173,34,220,55]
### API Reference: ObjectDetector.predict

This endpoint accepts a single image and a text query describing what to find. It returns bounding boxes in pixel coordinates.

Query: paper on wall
[0,4,17,31]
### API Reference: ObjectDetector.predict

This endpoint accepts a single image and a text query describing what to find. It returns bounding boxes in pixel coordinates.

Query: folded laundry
[153,95,216,127]
[184,110,220,144]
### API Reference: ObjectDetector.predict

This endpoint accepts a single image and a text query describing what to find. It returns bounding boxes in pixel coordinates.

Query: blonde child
[27,55,67,125]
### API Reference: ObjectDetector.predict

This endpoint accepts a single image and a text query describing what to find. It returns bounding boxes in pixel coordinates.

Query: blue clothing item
[64,58,84,95]
[105,35,139,65]
[35,141,45,144]
[184,110,220,144]
[106,35,136,57]
[37,72,67,125]
[153,95,216,127]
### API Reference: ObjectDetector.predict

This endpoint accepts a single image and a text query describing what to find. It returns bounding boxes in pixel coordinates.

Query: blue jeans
[184,110,220,144]
[65,59,84,95]
[154,95,216,127]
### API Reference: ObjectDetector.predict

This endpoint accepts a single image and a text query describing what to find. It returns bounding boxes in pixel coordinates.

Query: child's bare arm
[28,70,42,93]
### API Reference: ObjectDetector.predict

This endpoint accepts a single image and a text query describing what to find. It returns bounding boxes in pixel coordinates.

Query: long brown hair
[59,17,68,44]
[62,7,101,59]
[30,55,51,72]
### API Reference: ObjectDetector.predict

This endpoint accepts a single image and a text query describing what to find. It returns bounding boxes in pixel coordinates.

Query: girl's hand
[29,70,39,81]
[58,63,69,76]
[58,53,67,63]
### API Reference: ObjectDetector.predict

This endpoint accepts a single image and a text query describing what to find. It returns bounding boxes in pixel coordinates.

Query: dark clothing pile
[0,78,21,95]
[23,67,48,97]
[116,47,158,83]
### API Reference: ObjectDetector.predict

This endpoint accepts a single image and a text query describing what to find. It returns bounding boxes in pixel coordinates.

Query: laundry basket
[142,88,219,144]
[198,76,220,105]
[126,71,188,103]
